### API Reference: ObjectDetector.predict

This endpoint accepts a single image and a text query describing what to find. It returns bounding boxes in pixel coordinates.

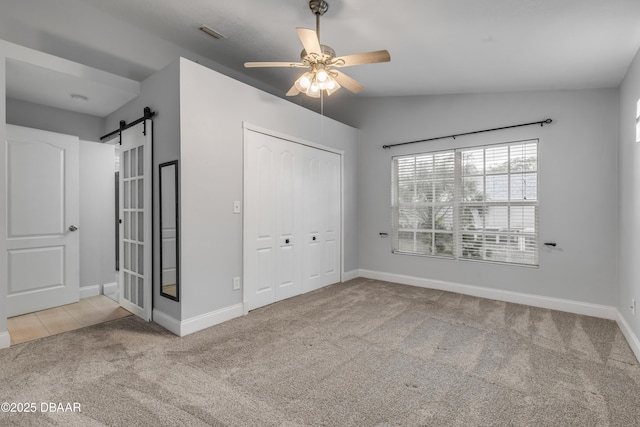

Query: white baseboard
[152,310,181,336]
[79,284,101,299]
[102,282,118,296]
[0,330,10,349]
[616,311,640,363]
[153,303,244,337]
[359,269,618,320]
[342,269,360,282]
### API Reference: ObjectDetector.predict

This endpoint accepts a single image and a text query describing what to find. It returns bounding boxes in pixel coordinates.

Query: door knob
[68,225,78,232]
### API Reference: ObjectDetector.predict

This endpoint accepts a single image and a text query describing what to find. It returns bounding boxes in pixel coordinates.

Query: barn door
[119,121,152,321]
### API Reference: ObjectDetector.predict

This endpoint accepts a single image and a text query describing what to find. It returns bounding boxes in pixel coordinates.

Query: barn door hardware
[100,107,157,145]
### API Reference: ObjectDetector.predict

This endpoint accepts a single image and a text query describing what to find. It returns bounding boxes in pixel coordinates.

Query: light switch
[233,200,241,214]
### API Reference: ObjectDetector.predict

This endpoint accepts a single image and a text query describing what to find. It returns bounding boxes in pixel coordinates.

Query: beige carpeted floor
[1,278,639,426]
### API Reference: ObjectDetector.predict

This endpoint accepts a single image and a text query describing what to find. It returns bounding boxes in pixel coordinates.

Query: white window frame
[392,139,539,267]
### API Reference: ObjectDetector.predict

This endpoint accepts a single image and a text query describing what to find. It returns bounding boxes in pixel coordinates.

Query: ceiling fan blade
[333,71,364,94]
[286,84,300,96]
[296,27,322,56]
[331,50,391,67]
[244,61,304,68]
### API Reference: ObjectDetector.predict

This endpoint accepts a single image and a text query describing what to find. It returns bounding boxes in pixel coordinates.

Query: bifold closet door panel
[302,148,341,292]
[320,149,341,287]
[244,131,303,310]
[274,141,303,302]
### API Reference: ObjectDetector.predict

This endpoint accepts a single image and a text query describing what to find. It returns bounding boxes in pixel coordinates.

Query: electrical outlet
[633,299,637,317]
[233,277,241,291]
[233,201,241,214]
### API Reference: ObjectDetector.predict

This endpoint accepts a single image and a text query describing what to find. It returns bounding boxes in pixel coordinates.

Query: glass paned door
[119,121,152,321]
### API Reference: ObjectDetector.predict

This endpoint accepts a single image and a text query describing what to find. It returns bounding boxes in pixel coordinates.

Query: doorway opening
[7,296,131,345]
[1,50,142,348]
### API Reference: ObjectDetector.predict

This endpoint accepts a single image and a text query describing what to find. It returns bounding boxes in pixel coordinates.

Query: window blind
[392,151,455,257]
[392,139,539,266]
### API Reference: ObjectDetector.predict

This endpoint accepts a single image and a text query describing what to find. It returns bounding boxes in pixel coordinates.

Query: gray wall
[179,58,359,320]
[79,141,116,292]
[333,89,619,306]
[618,47,640,338]
[104,60,181,319]
[6,98,104,142]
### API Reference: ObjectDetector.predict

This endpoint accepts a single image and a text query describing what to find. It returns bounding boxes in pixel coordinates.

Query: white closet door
[6,125,79,316]
[275,140,304,301]
[119,121,152,321]
[244,130,303,310]
[303,148,341,292]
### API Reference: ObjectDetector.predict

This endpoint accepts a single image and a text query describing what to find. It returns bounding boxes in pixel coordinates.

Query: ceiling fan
[244,0,390,98]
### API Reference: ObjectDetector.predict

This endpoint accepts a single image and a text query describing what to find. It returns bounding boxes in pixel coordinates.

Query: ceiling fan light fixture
[325,79,341,96]
[325,77,336,90]
[306,80,321,98]
[295,71,313,91]
[316,68,328,82]
[318,73,336,90]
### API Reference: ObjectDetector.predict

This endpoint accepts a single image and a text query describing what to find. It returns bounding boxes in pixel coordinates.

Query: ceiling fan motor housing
[309,0,329,16]
[300,44,336,63]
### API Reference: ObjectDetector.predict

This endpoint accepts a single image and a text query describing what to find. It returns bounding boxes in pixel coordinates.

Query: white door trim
[243,122,344,157]
[242,122,345,314]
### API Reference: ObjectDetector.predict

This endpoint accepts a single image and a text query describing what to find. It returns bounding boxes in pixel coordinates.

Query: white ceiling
[5,58,140,117]
[70,0,640,95]
[2,0,640,115]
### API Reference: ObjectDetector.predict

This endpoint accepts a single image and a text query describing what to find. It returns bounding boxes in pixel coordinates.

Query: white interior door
[303,148,341,292]
[244,130,303,311]
[6,125,79,317]
[119,121,152,321]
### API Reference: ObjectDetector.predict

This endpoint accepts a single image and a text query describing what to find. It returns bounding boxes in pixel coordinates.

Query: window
[392,151,455,257]
[392,139,539,266]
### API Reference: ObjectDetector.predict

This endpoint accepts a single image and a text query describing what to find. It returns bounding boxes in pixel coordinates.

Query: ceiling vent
[199,25,226,40]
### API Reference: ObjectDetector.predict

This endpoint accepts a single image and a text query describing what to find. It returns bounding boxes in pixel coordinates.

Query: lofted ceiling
[2,0,640,116]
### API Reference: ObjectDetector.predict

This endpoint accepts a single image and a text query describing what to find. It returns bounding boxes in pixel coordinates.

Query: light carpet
[1,278,639,426]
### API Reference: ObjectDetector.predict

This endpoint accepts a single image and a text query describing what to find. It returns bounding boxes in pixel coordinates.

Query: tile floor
[7,296,132,345]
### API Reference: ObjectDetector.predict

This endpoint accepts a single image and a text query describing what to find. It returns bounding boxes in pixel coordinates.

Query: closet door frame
[242,123,344,315]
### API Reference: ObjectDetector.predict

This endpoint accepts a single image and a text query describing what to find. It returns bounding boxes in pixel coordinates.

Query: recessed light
[199,25,226,40]
[70,94,88,103]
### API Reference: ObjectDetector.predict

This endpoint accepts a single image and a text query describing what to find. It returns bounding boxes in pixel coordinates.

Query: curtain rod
[382,118,552,149]
[100,106,156,144]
